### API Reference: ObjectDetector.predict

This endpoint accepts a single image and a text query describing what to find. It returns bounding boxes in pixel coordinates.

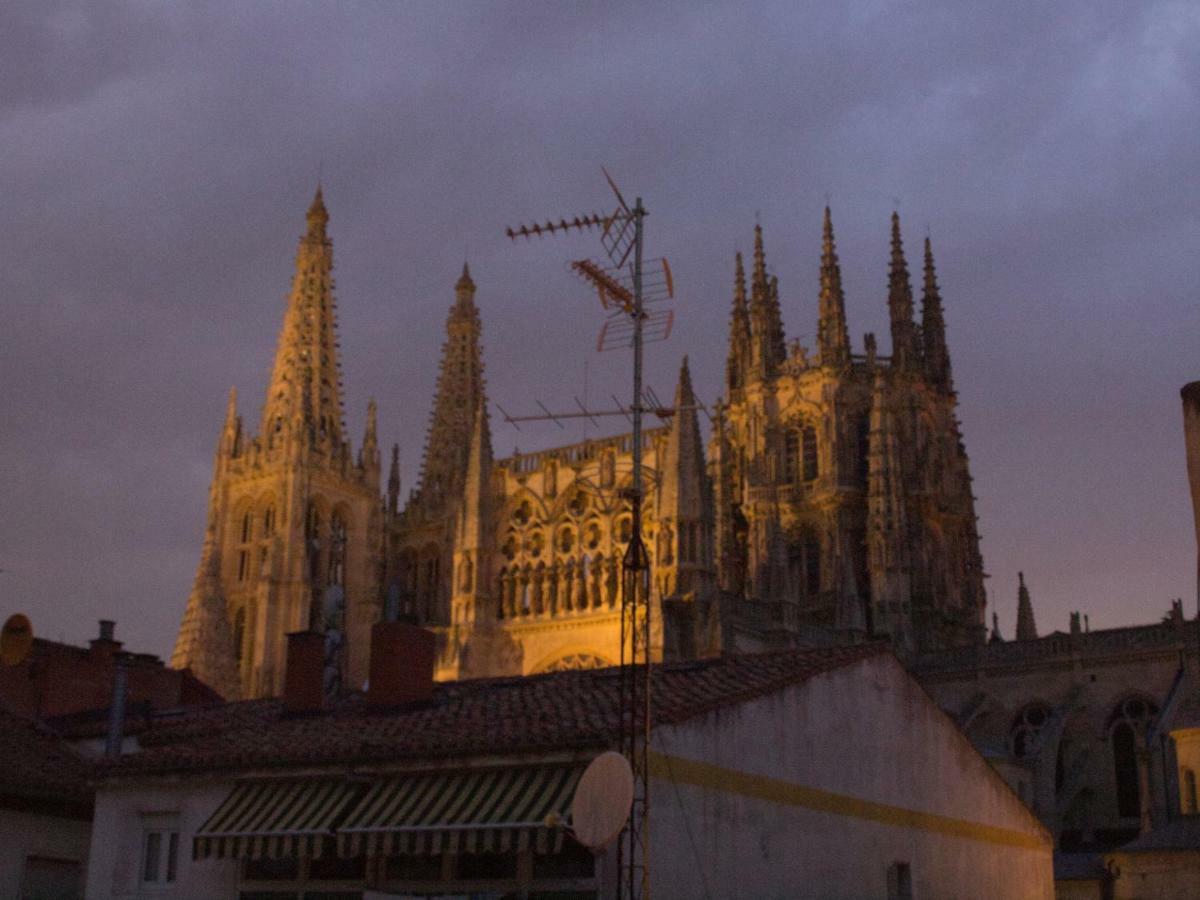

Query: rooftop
[101,643,887,777]
[0,709,91,810]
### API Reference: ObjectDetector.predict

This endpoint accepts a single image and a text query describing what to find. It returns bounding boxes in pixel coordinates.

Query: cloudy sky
[1,1,1197,658]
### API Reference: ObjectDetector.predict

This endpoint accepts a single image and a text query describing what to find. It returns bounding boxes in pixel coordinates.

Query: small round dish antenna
[570,750,633,851]
[0,614,33,667]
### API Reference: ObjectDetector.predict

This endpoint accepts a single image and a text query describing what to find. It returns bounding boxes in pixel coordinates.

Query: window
[328,513,347,586]
[1010,704,1051,760]
[783,430,800,483]
[787,531,821,601]
[1109,696,1158,819]
[141,822,180,885]
[802,425,818,481]
[1184,768,1198,815]
[887,861,913,900]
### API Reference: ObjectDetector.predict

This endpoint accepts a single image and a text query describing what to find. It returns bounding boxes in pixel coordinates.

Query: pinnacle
[306,184,329,237]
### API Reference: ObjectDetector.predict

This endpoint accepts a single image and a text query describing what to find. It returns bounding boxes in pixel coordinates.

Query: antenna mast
[504,172,664,899]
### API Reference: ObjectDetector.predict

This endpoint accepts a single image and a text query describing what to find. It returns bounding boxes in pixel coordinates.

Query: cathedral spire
[921,237,953,392]
[387,444,401,517]
[1016,571,1038,641]
[260,187,346,447]
[748,224,786,378]
[887,212,920,372]
[457,395,493,547]
[220,386,241,458]
[817,206,851,367]
[412,265,487,514]
[725,251,751,391]
[660,357,705,516]
[360,398,380,473]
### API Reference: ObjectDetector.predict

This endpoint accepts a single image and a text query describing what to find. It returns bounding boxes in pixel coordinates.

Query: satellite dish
[570,751,633,851]
[0,614,33,667]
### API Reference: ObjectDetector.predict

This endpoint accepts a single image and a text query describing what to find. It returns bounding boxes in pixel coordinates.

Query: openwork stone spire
[725,252,751,390]
[921,237,953,392]
[260,186,346,446]
[887,212,920,372]
[748,225,786,378]
[1016,571,1038,641]
[817,206,851,367]
[413,264,486,514]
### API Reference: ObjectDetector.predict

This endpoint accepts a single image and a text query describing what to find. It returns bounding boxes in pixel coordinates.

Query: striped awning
[193,779,363,861]
[336,765,582,857]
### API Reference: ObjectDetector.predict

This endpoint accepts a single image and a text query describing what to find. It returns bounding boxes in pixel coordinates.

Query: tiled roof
[0,710,92,804]
[1110,816,1200,853]
[104,643,887,776]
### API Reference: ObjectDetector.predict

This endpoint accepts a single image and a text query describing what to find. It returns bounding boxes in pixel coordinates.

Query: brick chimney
[368,621,436,707]
[283,631,326,713]
[89,619,123,662]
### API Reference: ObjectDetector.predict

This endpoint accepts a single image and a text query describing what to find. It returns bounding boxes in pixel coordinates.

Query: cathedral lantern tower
[172,189,382,698]
[710,208,986,657]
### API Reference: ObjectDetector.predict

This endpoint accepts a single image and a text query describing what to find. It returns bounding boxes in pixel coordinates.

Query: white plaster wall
[85,780,238,900]
[650,653,1055,900]
[0,809,90,900]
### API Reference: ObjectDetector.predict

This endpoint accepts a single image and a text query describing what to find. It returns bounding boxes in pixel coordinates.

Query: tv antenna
[504,169,669,899]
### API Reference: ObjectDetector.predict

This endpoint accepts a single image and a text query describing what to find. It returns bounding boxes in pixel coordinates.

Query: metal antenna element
[502,170,668,899]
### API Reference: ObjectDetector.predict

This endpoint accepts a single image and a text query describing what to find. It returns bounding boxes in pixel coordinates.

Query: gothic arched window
[802,425,818,482]
[1109,696,1157,819]
[783,430,800,484]
[856,414,871,486]
[1010,703,1051,760]
[328,512,347,586]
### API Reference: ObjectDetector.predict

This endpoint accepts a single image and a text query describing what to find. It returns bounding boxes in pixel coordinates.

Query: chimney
[368,620,436,707]
[98,620,115,642]
[1182,382,1200,615]
[283,631,326,713]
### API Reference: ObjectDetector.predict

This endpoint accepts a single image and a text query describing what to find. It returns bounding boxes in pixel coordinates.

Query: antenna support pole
[618,196,652,900]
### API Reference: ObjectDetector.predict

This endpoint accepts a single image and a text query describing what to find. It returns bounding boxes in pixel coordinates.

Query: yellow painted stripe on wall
[647,751,1046,851]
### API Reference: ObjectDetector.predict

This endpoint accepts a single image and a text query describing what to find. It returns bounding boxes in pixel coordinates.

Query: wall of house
[0,809,90,900]
[85,780,237,900]
[1108,850,1200,900]
[649,653,1054,899]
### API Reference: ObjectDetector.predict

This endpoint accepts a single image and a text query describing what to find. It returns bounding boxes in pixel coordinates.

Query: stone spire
[170,425,243,700]
[452,396,494,627]
[412,265,486,515]
[220,386,241,458]
[817,207,852,367]
[387,444,401,517]
[457,396,493,549]
[1016,571,1038,641]
[360,398,380,473]
[260,186,346,447]
[748,225,786,379]
[657,357,711,606]
[725,252,751,391]
[887,213,920,372]
[921,237,953,392]
[659,357,706,521]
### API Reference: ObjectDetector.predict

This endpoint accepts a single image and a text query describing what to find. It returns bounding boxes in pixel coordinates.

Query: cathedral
[171,188,986,699]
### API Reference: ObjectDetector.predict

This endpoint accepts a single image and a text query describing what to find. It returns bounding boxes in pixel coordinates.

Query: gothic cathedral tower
[171,189,382,699]
[714,209,985,656]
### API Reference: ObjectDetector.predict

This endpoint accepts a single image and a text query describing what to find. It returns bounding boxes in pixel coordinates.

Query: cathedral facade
[172,190,983,699]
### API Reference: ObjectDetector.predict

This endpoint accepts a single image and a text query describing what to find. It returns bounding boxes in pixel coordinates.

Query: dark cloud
[1,0,1197,655]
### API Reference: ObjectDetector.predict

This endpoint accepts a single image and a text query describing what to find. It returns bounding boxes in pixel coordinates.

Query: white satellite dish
[570,751,633,851]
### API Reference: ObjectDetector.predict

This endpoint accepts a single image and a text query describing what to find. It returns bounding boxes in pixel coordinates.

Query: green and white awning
[193,779,363,861]
[336,765,583,857]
